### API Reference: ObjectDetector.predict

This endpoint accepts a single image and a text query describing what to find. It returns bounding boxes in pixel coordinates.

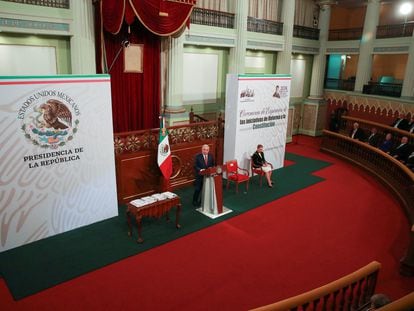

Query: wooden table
[126,196,181,243]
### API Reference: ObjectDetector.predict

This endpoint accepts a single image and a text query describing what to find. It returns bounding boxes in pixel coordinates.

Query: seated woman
[378,133,394,153]
[252,144,273,188]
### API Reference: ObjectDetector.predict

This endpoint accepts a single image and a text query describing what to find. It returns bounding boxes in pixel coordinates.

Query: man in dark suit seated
[349,122,365,141]
[391,113,409,131]
[390,136,411,163]
[366,127,381,147]
[193,144,215,207]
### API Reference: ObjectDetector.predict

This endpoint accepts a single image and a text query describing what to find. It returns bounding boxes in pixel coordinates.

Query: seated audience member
[252,144,273,188]
[367,127,381,147]
[408,115,414,134]
[390,136,411,163]
[378,133,394,153]
[368,293,391,310]
[349,122,365,141]
[391,113,409,131]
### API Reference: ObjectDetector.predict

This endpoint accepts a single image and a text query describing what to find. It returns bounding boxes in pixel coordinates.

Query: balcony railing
[3,0,69,8]
[324,78,355,91]
[362,82,402,98]
[329,27,363,40]
[247,16,283,35]
[376,22,414,38]
[293,25,319,40]
[190,7,235,29]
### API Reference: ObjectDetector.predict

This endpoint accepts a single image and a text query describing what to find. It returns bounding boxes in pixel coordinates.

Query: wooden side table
[126,196,181,243]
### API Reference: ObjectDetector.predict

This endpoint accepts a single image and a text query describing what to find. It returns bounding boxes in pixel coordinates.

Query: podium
[196,165,232,219]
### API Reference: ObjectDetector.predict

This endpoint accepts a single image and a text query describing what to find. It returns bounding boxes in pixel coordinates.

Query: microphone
[108,39,130,73]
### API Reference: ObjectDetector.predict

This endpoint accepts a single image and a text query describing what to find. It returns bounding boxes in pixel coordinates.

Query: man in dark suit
[367,127,381,147]
[391,113,409,131]
[390,136,411,163]
[349,122,365,141]
[193,144,214,207]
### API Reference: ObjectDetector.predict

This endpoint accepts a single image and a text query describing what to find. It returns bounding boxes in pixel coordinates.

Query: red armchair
[225,160,249,193]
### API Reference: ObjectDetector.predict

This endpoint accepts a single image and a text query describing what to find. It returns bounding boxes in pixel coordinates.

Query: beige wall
[371,54,408,82]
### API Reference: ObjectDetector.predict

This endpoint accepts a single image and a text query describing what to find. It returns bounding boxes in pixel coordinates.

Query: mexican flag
[157,117,172,180]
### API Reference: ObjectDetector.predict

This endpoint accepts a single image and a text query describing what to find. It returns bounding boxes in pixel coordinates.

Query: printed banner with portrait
[0,75,118,252]
[224,74,291,171]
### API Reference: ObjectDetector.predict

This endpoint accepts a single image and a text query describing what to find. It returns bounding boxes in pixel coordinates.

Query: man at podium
[193,144,215,207]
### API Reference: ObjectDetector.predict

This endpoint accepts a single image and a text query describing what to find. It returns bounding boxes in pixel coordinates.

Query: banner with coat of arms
[0,75,118,252]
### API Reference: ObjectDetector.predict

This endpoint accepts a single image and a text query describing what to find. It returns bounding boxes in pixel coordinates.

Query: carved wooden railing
[379,292,414,310]
[250,261,381,311]
[247,17,283,35]
[293,25,319,40]
[321,130,414,277]
[114,119,224,202]
[339,116,414,146]
[329,27,363,41]
[190,7,235,29]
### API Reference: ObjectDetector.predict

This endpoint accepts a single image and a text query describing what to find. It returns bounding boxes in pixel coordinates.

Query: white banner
[224,74,291,171]
[0,75,118,252]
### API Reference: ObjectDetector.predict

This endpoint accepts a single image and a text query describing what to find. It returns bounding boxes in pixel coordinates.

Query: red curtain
[129,0,194,36]
[103,22,160,132]
[96,0,195,132]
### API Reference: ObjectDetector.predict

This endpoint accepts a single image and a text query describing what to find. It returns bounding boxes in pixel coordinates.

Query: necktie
[204,155,208,165]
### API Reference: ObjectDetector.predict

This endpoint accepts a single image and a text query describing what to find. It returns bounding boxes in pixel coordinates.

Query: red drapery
[96,0,195,132]
[103,23,161,133]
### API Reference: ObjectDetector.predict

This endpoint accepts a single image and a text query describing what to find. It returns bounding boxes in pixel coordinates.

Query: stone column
[299,2,332,137]
[309,3,331,99]
[70,0,96,74]
[163,34,186,125]
[354,0,381,92]
[276,0,295,74]
[401,31,414,98]
[228,0,248,74]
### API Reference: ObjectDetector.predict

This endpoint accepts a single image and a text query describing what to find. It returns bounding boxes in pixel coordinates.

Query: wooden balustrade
[250,261,381,311]
[320,130,414,277]
[379,292,414,310]
[340,116,414,146]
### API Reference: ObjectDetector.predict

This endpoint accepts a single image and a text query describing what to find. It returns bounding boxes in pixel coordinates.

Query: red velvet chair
[251,157,273,187]
[225,160,249,193]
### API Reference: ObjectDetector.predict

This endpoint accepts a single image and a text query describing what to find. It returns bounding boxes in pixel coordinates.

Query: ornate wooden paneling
[324,90,414,129]
[114,121,222,202]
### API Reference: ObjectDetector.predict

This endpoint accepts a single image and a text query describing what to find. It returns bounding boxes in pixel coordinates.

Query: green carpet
[0,153,331,300]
